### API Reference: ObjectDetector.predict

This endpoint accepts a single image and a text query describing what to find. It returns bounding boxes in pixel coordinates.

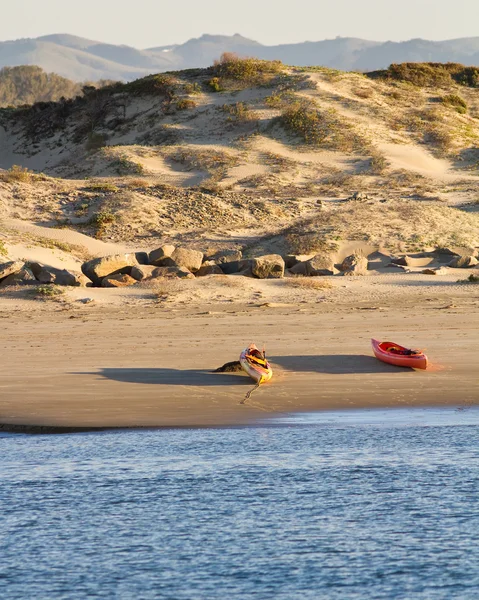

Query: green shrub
[176,98,197,110]
[110,155,145,175]
[86,132,107,151]
[213,53,283,81]
[221,102,256,122]
[88,210,116,227]
[0,165,34,182]
[207,77,224,92]
[281,100,328,144]
[85,182,119,193]
[123,74,177,98]
[279,99,367,151]
[208,53,284,91]
[441,94,467,114]
[183,82,202,95]
[369,62,479,88]
[30,285,65,298]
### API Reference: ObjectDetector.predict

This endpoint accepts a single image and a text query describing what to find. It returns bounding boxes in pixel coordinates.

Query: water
[1,408,479,599]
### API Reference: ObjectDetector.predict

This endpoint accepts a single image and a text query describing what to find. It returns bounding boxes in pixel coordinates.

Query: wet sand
[1,303,477,432]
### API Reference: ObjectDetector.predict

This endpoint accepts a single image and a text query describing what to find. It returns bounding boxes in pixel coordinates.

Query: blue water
[1,408,479,599]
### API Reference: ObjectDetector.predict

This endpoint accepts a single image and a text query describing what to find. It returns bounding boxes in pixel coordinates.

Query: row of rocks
[78,247,372,287]
[391,254,478,269]
[2,245,477,289]
[0,261,87,288]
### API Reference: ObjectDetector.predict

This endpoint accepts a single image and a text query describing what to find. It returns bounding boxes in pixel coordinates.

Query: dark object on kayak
[371,338,428,370]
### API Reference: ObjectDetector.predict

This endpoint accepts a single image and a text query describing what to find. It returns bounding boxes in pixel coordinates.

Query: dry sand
[1,295,477,433]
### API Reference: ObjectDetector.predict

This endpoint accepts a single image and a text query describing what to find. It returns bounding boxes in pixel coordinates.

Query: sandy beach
[1,289,477,432]
[1,58,478,432]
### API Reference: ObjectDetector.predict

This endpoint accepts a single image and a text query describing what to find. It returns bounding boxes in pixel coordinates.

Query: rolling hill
[2,33,479,81]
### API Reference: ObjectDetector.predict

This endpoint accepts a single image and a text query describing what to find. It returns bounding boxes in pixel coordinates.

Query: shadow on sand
[272,355,412,374]
[77,368,250,386]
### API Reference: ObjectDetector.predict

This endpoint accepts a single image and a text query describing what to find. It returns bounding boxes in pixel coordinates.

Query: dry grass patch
[368,63,479,88]
[122,178,152,190]
[137,277,183,301]
[220,102,258,122]
[209,53,284,90]
[286,277,333,290]
[278,98,370,152]
[0,165,47,183]
[442,94,468,114]
[28,284,66,300]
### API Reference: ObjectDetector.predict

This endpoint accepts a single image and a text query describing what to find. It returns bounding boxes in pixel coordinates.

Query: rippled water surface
[2,408,479,599]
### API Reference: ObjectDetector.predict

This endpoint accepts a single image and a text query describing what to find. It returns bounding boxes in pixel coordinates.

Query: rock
[422,267,448,275]
[0,267,35,287]
[289,261,309,276]
[212,250,243,264]
[135,252,149,265]
[283,255,302,269]
[148,244,175,266]
[252,254,285,279]
[435,247,459,256]
[130,265,163,281]
[170,247,204,273]
[0,260,23,281]
[340,253,368,276]
[390,255,412,267]
[150,266,194,279]
[30,263,85,286]
[101,274,137,287]
[448,255,478,268]
[305,255,335,276]
[81,254,140,285]
[195,264,224,277]
[350,191,369,200]
[219,259,252,275]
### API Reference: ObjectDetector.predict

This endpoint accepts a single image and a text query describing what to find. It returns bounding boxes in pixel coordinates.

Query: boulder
[283,255,302,269]
[135,252,149,265]
[340,253,368,276]
[289,261,309,276]
[212,250,243,264]
[390,255,412,267]
[448,255,478,268]
[130,265,163,281]
[0,267,35,287]
[170,247,204,273]
[435,247,459,256]
[196,264,224,277]
[252,254,285,279]
[219,259,252,275]
[0,261,23,282]
[30,263,85,286]
[150,266,194,280]
[81,254,140,285]
[148,244,175,266]
[305,254,335,276]
[101,274,137,288]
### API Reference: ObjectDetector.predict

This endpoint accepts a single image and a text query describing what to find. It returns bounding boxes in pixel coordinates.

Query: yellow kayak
[239,344,273,384]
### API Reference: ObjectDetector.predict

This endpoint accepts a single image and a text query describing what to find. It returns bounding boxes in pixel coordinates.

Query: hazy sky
[2,0,479,47]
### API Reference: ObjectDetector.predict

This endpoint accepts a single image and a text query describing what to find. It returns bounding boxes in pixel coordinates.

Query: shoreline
[1,303,477,433]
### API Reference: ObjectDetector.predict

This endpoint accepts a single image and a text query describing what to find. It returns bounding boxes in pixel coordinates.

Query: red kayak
[371,339,428,370]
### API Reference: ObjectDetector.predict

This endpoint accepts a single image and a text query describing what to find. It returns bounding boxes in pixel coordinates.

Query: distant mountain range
[2,33,479,81]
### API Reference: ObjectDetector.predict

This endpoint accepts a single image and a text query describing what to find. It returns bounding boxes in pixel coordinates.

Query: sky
[1,0,479,48]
